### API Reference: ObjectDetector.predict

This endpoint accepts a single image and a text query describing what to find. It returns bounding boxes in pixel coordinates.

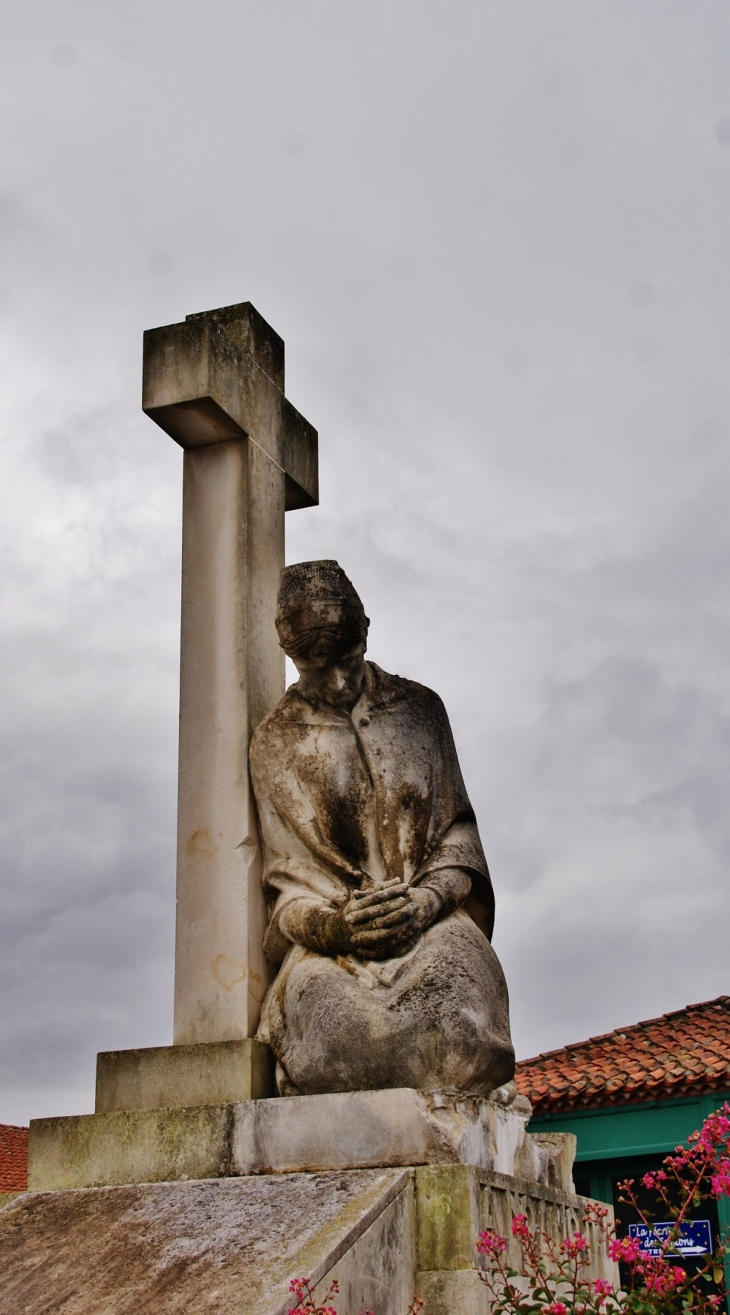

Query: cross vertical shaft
[143,303,318,1044]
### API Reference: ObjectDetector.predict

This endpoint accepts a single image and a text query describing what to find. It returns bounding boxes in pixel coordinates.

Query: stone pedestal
[20,1053,616,1315]
[95,1039,275,1112]
[416,1162,619,1314]
[28,1084,575,1194]
[2,1162,619,1315]
[0,1169,416,1315]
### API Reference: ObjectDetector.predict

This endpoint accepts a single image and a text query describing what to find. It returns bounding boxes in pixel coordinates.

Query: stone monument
[250,559,515,1098]
[1,303,618,1315]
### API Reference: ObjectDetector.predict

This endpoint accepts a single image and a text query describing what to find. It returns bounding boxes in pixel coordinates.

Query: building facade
[516,996,730,1307]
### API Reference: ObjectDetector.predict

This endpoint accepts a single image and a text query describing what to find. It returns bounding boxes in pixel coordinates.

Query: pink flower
[477,1229,508,1257]
[511,1213,530,1240]
[607,1235,642,1264]
[711,1159,730,1197]
[641,1170,667,1189]
[641,1262,685,1295]
[287,1274,339,1314]
[562,1231,588,1257]
[698,1109,730,1149]
[542,1303,567,1315]
[593,1280,612,1296]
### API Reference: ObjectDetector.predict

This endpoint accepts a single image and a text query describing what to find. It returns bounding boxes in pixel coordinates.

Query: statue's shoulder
[367,662,447,719]
[250,686,309,754]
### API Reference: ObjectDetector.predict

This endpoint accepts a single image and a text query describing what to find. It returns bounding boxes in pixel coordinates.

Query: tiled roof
[0,1124,28,1192]
[515,996,730,1115]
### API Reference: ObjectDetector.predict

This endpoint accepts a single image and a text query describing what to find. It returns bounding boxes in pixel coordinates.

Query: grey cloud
[1,0,730,1121]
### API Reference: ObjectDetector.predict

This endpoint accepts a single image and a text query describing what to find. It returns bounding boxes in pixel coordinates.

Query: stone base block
[6,1165,619,1314]
[95,1038,275,1112]
[1,1169,413,1315]
[29,1105,233,1191]
[416,1163,618,1285]
[29,1087,576,1194]
[231,1087,565,1181]
[416,1270,489,1315]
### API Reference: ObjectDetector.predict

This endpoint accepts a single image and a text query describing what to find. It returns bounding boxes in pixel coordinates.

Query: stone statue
[250,560,515,1097]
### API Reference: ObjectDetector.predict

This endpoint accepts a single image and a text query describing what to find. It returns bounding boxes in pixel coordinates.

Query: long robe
[249,661,514,1095]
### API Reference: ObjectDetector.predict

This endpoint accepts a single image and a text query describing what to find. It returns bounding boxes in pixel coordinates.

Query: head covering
[275,560,369,658]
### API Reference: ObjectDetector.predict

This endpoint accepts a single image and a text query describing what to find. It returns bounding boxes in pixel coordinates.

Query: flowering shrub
[288,1276,341,1315]
[475,1103,730,1315]
[287,1276,423,1315]
[287,1107,729,1314]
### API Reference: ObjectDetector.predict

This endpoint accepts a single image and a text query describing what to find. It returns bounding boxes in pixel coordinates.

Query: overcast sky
[1,0,729,1127]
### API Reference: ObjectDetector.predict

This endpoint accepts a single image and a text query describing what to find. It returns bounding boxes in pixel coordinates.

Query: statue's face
[292,639,367,711]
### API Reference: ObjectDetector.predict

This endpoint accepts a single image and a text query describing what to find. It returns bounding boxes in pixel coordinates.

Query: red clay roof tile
[515,996,730,1114]
[0,1124,28,1192]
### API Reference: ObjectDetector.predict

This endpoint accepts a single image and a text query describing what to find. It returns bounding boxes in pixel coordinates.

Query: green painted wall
[529,1092,730,1163]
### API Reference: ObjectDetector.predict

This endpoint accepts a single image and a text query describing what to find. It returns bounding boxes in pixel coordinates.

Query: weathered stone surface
[29,1105,232,1191]
[415,1270,489,1315]
[231,1088,550,1178]
[0,1169,411,1315]
[311,1186,415,1315]
[95,1039,275,1112]
[142,303,318,1049]
[30,1086,574,1192]
[479,1170,617,1282]
[522,1130,578,1194]
[415,1164,619,1287]
[143,303,318,505]
[5,1162,617,1315]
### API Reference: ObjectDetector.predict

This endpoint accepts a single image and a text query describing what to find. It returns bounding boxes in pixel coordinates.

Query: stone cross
[143,302,318,1047]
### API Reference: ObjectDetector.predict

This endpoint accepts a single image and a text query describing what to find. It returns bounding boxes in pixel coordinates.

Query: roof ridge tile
[515,994,730,1115]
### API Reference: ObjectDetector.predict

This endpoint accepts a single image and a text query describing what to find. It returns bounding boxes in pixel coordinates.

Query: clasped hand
[336,879,441,960]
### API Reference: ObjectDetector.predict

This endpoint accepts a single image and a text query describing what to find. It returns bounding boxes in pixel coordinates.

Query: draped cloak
[249,661,514,1095]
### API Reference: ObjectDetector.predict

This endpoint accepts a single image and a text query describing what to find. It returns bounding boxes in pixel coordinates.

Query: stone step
[0,1168,413,1315]
[1,1162,620,1315]
[95,1039,275,1112]
[28,1087,574,1194]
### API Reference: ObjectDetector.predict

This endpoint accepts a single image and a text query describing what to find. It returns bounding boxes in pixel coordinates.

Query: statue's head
[276,560,369,708]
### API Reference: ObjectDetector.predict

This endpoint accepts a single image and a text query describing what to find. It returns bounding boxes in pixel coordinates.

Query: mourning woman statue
[250,560,515,1097]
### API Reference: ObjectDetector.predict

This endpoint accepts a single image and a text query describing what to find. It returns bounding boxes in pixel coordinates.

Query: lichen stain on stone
[249,662,513,1096]
[0,1170,406,1315]
[186,828,219,858]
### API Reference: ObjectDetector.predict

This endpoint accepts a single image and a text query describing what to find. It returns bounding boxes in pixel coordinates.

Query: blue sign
[628,1220,713,1258]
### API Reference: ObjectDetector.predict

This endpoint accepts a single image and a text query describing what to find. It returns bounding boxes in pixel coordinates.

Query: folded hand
[344,879,441,959]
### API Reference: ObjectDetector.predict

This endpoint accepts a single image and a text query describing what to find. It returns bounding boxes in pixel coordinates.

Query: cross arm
[142,301,318,510]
